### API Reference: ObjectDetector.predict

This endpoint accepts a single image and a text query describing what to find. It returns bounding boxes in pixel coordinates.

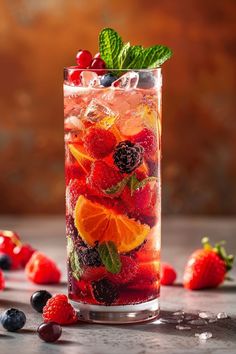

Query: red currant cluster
[67,50,106,84]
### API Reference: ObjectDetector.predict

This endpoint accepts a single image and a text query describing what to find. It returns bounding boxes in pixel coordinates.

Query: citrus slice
[74,195,150,253]
[68,144,95,174]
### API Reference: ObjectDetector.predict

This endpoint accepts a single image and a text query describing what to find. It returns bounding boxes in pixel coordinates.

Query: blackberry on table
[113,141,144,173]
[92,278,118,305]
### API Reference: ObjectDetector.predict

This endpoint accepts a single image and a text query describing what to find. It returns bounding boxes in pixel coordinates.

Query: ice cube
[112,71,139,90]
[176,325,191,330]
[80,71,100,87]
[159,317,183,324]
[217,312,228,319]
[84,99,115,123]
[64,116,84,131]
[188,319,207,325]
[199,311,217,320]
[196,332,213,341]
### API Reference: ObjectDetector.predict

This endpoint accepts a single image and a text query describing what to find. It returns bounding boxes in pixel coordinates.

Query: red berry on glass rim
[76,50,93,68]
[89,58,106,75]
[66,66,82,85]
[94,52,101,58]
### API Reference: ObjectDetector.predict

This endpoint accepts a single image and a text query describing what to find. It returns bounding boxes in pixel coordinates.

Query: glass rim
[64,66,162,73]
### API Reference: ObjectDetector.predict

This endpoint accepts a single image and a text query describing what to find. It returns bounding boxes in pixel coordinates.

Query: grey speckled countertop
[0,216,236,354]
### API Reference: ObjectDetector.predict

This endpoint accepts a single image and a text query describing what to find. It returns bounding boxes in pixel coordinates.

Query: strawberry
[84,127,116,159]
[183,237,234,290]
[160,263,177,285]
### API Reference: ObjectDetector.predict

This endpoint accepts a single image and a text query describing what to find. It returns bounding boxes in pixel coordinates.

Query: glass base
[71,298,160,324]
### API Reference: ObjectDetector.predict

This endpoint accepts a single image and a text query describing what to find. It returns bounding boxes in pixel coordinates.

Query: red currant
[94,52,101,58]
[37,322,62,342]
[67,66,82,85]
[89,58,106,75]
[76,50,92,68]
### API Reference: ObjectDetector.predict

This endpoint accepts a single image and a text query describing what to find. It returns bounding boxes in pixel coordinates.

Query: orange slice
[74,195,150,253]
[68,144,95,174]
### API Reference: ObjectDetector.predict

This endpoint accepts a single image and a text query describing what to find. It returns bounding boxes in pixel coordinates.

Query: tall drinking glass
[64,68,162,323]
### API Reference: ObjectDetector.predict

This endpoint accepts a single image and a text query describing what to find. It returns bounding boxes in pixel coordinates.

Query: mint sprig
[104,176,130,195]
[99,28,172,70]
[98,241,121,274]
[67,236,82,280]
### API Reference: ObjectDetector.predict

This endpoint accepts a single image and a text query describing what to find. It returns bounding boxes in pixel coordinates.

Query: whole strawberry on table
[183,237,234,290]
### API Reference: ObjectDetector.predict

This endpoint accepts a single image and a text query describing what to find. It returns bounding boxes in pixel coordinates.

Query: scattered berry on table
[91,278,118,305]
[137,71,156,89]
[76,50,93,68]
[113,140,144,173]
[160,263,177,285]
[77,246,102,267]
[0,231,21,269]
[131,128,157,157]
[43,294,78,325]
[30,290,52,313]
[0,269,5,290]
[0,253,12,270]
[25,251,61,284]
[107,256,138,285]
[13,244,35,267]
[89,58,106,74]
[183,237,234,290]
[84,127,116,159]
[67,66,82,85]
[100,73,118,87]
[37,322,62,343]
[88,160,123,195]
[0,308,26,331]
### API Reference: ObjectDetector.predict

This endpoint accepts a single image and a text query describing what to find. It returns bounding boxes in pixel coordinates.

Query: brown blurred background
[0,0,235,215]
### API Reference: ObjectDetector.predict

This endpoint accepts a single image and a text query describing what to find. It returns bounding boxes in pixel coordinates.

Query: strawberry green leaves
[99,28,172,70]
[98,241,121,274]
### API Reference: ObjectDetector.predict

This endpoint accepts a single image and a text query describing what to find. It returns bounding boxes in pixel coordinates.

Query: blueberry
[30,290,52,313]
[0,253,12,270]
[137,71,156,89]
[100,73,117,87]
[0,308,26,331]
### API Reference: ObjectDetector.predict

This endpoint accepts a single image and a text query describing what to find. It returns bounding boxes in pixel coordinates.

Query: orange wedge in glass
[74,196,150,253]
[68,143,95,174]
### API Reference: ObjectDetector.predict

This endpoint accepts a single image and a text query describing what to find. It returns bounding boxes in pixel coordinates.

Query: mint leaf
[141,45,172,68]
[126,45,144,69]
[118,42,131,69]
[104,176,130,195]
[67,236,82,280]
[98,241,121,274]
[129,175,157,195]
[99,28,123,69]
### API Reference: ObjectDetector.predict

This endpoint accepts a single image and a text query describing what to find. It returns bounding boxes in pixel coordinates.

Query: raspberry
[88,161,123,195]
[0,231,21,269]
[84,128,116,159]
[25,252,61,284]
[43,294,77,325]
[128,261,159,290]
[0,269,5,290]
[107,256,138,285]
[160,263,177,286]
[131,128,157,157]
[66,178,87,212]
[65,163,84,185]
[91,278,118,305]
[113,141,144,173]
[77,246,102,267]
[13,244,35,267]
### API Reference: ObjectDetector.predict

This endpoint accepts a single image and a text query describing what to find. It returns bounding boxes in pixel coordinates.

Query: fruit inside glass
[64,68,162,323]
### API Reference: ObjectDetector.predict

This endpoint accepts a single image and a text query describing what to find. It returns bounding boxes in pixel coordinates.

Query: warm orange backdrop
[0,0,235,214]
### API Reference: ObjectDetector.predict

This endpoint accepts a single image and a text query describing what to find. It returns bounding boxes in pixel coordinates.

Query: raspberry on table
[13,244,35,268]
[84,127,116,159]
[131,128,157,157]
[0,308,26,331]
[91,278,118,305]
[160,263,177,286]
[113,141,144,173]
[0,269,5,290]
[25,252,61,285]
[43,294,78,325]
[88,160,123,195]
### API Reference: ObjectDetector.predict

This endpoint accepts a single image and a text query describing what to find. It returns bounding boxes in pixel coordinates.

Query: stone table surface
[0,216,236,354]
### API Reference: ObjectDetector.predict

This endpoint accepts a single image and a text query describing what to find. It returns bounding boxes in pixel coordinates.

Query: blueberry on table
[37,322,62,343]
[0,308,26,331]
[100,73,117,87]
[30,290,52,313]
[137,71,156,89]
[0,253,12,270]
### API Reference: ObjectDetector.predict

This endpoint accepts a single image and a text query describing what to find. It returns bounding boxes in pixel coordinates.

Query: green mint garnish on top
[99,28,172,70]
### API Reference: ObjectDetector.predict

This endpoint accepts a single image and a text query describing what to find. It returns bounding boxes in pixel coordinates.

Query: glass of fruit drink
[64,29,172,323]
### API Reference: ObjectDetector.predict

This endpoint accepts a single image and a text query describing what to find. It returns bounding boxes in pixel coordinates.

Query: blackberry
[78,246,102,267]
[66,215,85,246]
[92,278,118,305]
[113,141,144,173]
